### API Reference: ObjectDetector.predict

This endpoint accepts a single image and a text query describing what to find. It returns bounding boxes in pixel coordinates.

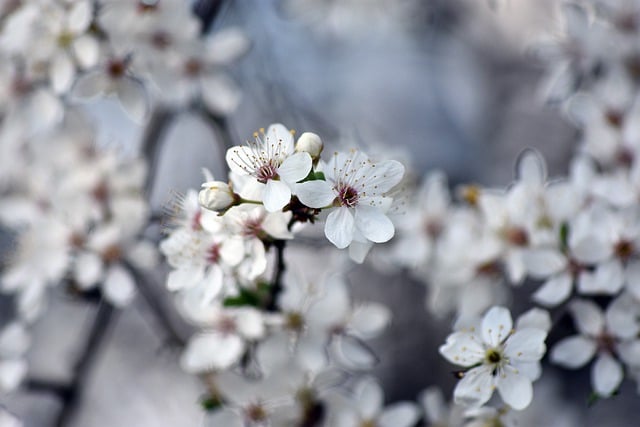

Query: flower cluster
[0,0,248,124]
[159,123,412,424]
[0,0,247,411]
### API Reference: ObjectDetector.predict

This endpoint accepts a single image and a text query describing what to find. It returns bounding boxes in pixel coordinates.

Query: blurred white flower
[332,376,419,427]
[550,298,640,397]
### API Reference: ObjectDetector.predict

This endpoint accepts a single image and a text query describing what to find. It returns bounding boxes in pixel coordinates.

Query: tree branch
[125,262,188,348]
[54,302,116,427]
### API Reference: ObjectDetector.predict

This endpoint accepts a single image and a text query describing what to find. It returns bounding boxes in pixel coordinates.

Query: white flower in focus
[199,181,236,211]
[439,306,547,410]
[226,124,312,212]
[296,150,404,250]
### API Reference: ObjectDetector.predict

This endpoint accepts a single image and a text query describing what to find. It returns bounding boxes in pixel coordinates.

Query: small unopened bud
[198,181,235,211]
[295,132,323,160]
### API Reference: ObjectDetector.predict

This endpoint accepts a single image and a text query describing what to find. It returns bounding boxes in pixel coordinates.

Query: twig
[24,378,70,397]
[265,240,286,312]
[55,302,116,427]
[141,108,176,198]
[193,0,228,33]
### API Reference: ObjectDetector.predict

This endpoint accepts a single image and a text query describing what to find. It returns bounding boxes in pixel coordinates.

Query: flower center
[57,31,74,48]
[338,185,359,208]
[256,163,278,183]
[245,403,267,422]
[615,239,634,260]
[285,311,305,332]
[184,58,203,77]
[107,59,126,79]
[102,245,122,263]
[137,0,158,13]
[504,226,529,246]
[206,244,220,264]
[150,31,171,49]
[485,348,503,365]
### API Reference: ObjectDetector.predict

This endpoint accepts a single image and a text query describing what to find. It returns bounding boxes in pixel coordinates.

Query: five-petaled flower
[439,306,547,410]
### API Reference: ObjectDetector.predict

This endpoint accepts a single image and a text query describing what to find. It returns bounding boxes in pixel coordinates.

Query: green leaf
[222,282,272,308]
[201,395,222,411]
[559,222,570,251]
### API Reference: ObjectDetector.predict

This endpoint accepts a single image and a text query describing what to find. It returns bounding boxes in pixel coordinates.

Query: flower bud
[295,132,323,160]
[198,181,235,211]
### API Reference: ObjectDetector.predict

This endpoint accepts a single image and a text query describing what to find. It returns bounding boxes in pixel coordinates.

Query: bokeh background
[4,0,628,425]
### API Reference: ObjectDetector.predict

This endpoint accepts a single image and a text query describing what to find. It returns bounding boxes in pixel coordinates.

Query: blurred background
[1,0,612,425]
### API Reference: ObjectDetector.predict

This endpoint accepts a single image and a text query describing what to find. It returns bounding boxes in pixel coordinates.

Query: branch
[265,240,286,312]
[141,108,176,198]
[54,302,116,427]
[125,262,188,348]
[193,0,228,33]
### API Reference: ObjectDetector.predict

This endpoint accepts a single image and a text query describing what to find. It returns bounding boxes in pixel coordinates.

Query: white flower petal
[625,260,640,300]
[103,265,136,307]
[67,0,92,33]
[551,335,597,368]
[359,160,405,194]
[516,308,551,332]
[569,299,604,336]
[50,52,75,94]
[295,180,336,208]
[0,360,27,392]
[532,273,573,307]
[522,248,567,278]
[73,252,103,289]
[278,152,312,184]
[201,74,241,115]
[180,332,244,373]
[577,259,624,295]
[453,365,494,408]
[234,309,264,339]
[439,332,485,367]
[354,205,394,243]
[220,237,245,266]
[496,365,533,410]
[72,35,99,69]
[167,266,204,292]
[481,306,513,347]
[0,323,30,357]
[504,329,547,362]
[354,376,383,419]
[263,179,291,212]
[325,207,355,249]
[516,149,546,187]
[205,409,242,427]
[348,304,391,339]
[332,334,378,370]
[592,353,623,397]
[115,78,148,123]
[378,402,420,427]
[206,27,250,64]
[72,70,108,100]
